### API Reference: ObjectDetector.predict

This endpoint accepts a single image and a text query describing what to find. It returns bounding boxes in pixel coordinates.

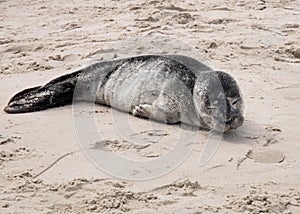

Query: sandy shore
[1,0,300,213]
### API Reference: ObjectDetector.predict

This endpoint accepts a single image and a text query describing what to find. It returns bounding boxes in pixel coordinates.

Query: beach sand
[0,0,300,213]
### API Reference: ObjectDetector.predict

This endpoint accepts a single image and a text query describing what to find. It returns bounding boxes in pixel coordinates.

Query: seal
[3,55,244,132]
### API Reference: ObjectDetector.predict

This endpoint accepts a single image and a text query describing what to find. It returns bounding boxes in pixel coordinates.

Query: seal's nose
[224,104,244,129]
[231,115,244,129]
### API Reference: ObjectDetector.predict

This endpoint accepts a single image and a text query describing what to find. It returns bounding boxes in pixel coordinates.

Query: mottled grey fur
[4,55,244,132]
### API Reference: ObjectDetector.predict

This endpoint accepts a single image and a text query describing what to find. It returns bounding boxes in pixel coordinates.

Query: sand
[1,0,300,213]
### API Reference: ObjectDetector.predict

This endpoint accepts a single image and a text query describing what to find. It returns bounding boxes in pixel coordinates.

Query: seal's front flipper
[132,98,181,124]
[132,104,153,119]
[4,84,74,114]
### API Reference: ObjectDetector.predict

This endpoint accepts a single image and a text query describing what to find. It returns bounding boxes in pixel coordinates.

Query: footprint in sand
[0,147,32,166]
[150,179,205,197]
[172,13,194,24]
[246,148,285,163]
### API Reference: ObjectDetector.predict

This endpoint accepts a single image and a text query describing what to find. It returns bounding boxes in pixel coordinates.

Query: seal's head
[193,71,244,132]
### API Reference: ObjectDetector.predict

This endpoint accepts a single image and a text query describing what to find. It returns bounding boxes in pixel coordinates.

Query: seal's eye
[228,98,244,112]
[230,98,241,106]
[232,99,238,105]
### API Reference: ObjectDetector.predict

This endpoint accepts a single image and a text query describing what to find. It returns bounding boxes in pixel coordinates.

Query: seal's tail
[4,76,77,114]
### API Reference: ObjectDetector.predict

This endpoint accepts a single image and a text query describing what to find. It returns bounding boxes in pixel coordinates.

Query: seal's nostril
[225,118,233,125]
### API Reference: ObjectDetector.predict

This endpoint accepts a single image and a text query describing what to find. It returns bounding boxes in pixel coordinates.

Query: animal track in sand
[225,189,300,213]
[1,178,160,213]
[0,147,33,167]
[149,179,206,197]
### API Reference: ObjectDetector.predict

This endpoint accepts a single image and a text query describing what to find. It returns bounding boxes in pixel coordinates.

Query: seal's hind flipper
[7,86,41,103]
[4,83,75,114]
[3,68,82,114]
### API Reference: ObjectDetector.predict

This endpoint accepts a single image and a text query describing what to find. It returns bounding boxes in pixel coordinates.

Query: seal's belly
[102,58,175,112]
